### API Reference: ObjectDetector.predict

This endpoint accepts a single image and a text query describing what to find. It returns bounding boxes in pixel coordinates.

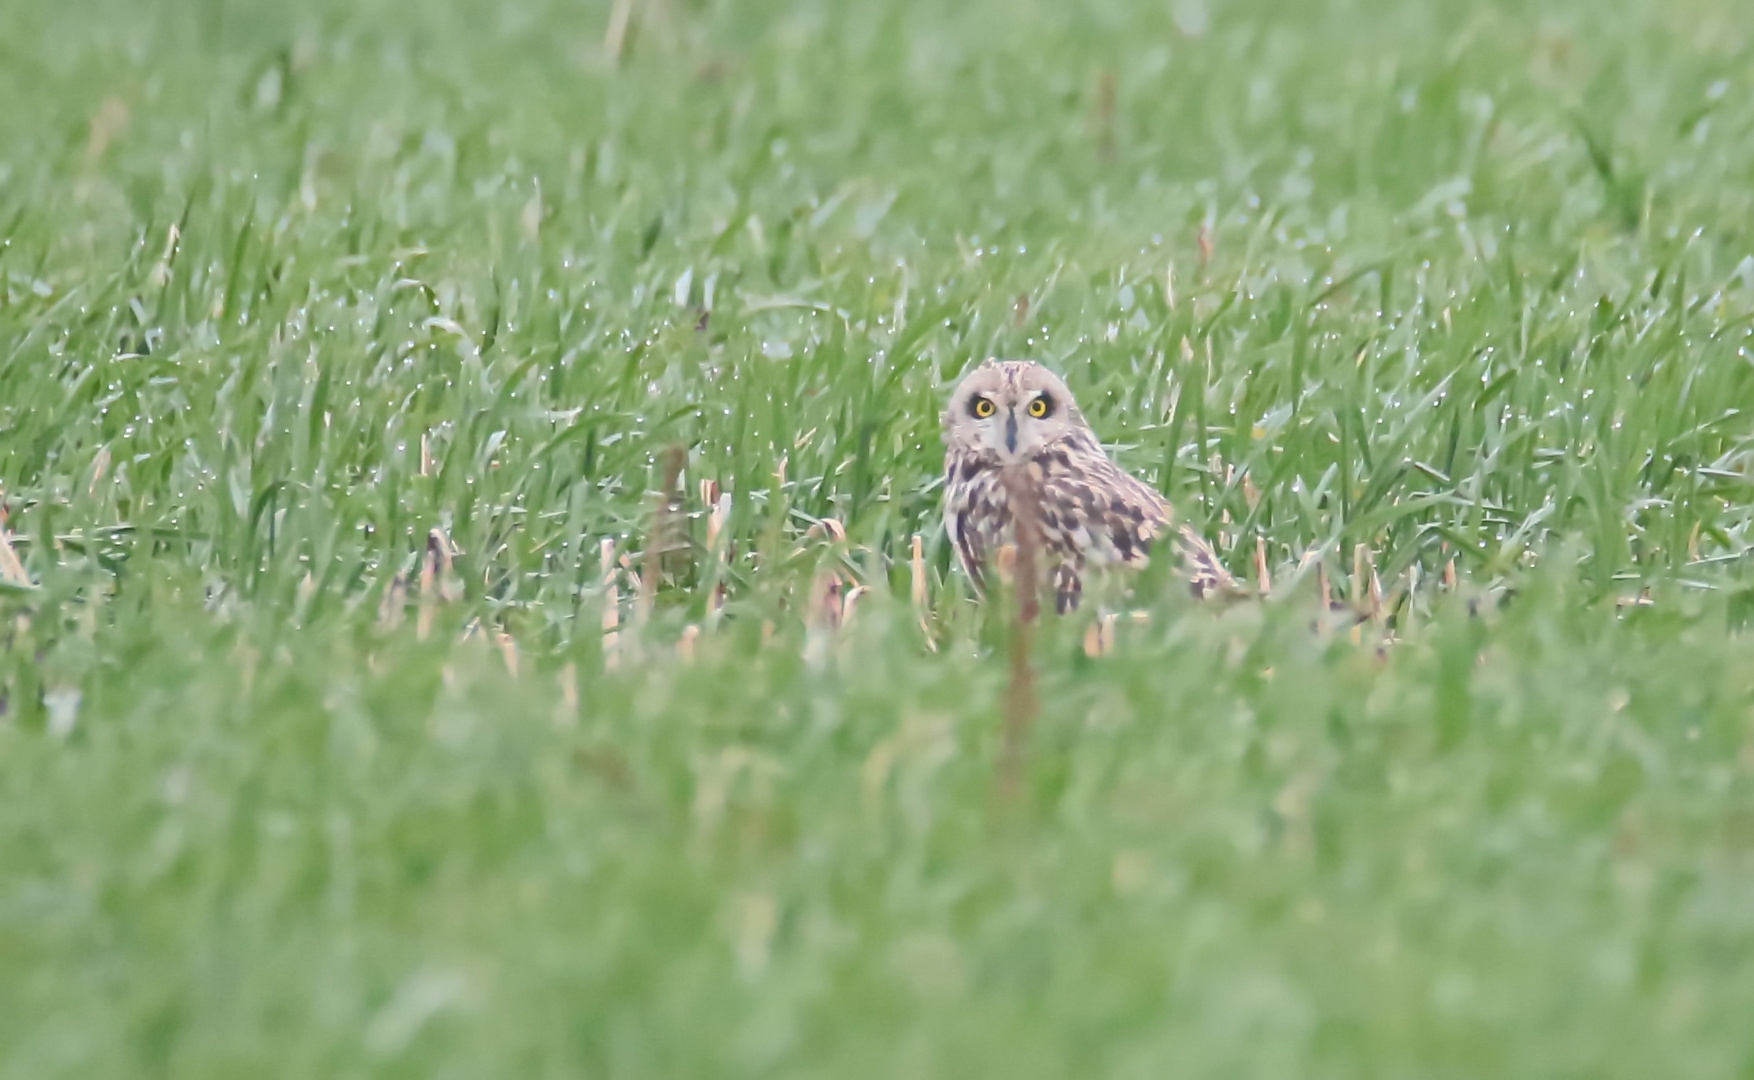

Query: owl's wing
[1037,451,1173,570]
[943,450,996,593]
[1040,443,1243,599]
[1175,525,1245,599]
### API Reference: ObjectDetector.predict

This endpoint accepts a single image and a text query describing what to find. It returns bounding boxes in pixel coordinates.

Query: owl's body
[942,359,1237,612]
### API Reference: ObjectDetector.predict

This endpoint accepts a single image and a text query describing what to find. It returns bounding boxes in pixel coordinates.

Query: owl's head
[943,359,1088,463]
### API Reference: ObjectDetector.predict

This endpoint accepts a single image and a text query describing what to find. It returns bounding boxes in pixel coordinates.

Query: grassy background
[4,0,1754,1075]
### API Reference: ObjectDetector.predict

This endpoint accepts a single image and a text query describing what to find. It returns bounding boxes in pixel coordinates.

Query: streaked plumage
[941,359,1238,612]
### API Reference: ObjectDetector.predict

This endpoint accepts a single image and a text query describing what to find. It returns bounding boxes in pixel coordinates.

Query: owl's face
[943,360,1088,464]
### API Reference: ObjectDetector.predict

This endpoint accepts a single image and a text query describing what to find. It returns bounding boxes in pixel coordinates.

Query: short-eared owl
[942,359,1237,612]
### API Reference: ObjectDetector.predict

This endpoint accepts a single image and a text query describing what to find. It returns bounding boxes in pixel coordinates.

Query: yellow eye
[1027,397,1050,418]
[972,397,996,419]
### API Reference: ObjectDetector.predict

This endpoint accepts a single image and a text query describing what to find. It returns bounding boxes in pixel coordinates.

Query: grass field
[5,0,1754,1075]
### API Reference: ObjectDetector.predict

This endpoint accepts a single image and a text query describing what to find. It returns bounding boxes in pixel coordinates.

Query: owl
[942,359,1239,613]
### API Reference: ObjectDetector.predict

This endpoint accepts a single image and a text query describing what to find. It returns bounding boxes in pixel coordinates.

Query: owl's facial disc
[946,361,1080,465]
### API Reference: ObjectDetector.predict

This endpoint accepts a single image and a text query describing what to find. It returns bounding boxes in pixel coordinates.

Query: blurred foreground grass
[3,0,1754,1075]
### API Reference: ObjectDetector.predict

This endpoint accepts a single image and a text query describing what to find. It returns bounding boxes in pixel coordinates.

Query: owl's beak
[1004,410,1018,454]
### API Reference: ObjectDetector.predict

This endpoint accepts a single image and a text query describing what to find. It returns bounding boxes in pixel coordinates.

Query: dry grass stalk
[1218,462,1235,548]
[800,515,856,657]
[1443,556,1458,590]
[1617,588,1654,610]
[417,528,459,641]
[604,0,637,61]
[555,662,579,727]
[600,538,621,668]
[85,97,128,159]
[802,571,842,665]
[706,490,731,616]
[910,533,937,650]
[910,534,929,610]
[678,624,700,662]
[1094,71,1117,161]
[376,572,408,630]
[1254,535,1272,597]
[496,631,520,676]
[1082,612,1118,658]
[998,465,1044,799]
[809,571,845,629]
[88,448,111,496]
[702,481,725,545]
[803,518,846,543]
[841,585,869,626]
[638,445,686,625]
[149,224,180,288]
[0,526,28,589]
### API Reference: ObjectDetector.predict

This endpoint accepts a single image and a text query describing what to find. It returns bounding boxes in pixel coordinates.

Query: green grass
[5,0,1754,1075]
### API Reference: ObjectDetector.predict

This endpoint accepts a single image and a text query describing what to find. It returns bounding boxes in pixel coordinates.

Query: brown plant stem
[998,465,1043,800]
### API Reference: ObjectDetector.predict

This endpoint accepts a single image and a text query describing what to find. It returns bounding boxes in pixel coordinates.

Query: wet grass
[4,0,1754,1075]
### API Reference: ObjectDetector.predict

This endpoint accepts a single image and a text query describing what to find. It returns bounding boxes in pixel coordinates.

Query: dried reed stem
[0,527,28,589]
[1348,544,1382,621]
[910,534,928,611]
[555,662,579,727]
[637,445,686,625]
[1094,71,1117,161]
[706,487,731,618]
[998,466,1044,799]
[416,528,457,641]
[910,533,936,650]
[605,0,637,61]
[841,585,869,626]
[600,538,621,668]
[1082,613,1117,658]
[377,573,407,630]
